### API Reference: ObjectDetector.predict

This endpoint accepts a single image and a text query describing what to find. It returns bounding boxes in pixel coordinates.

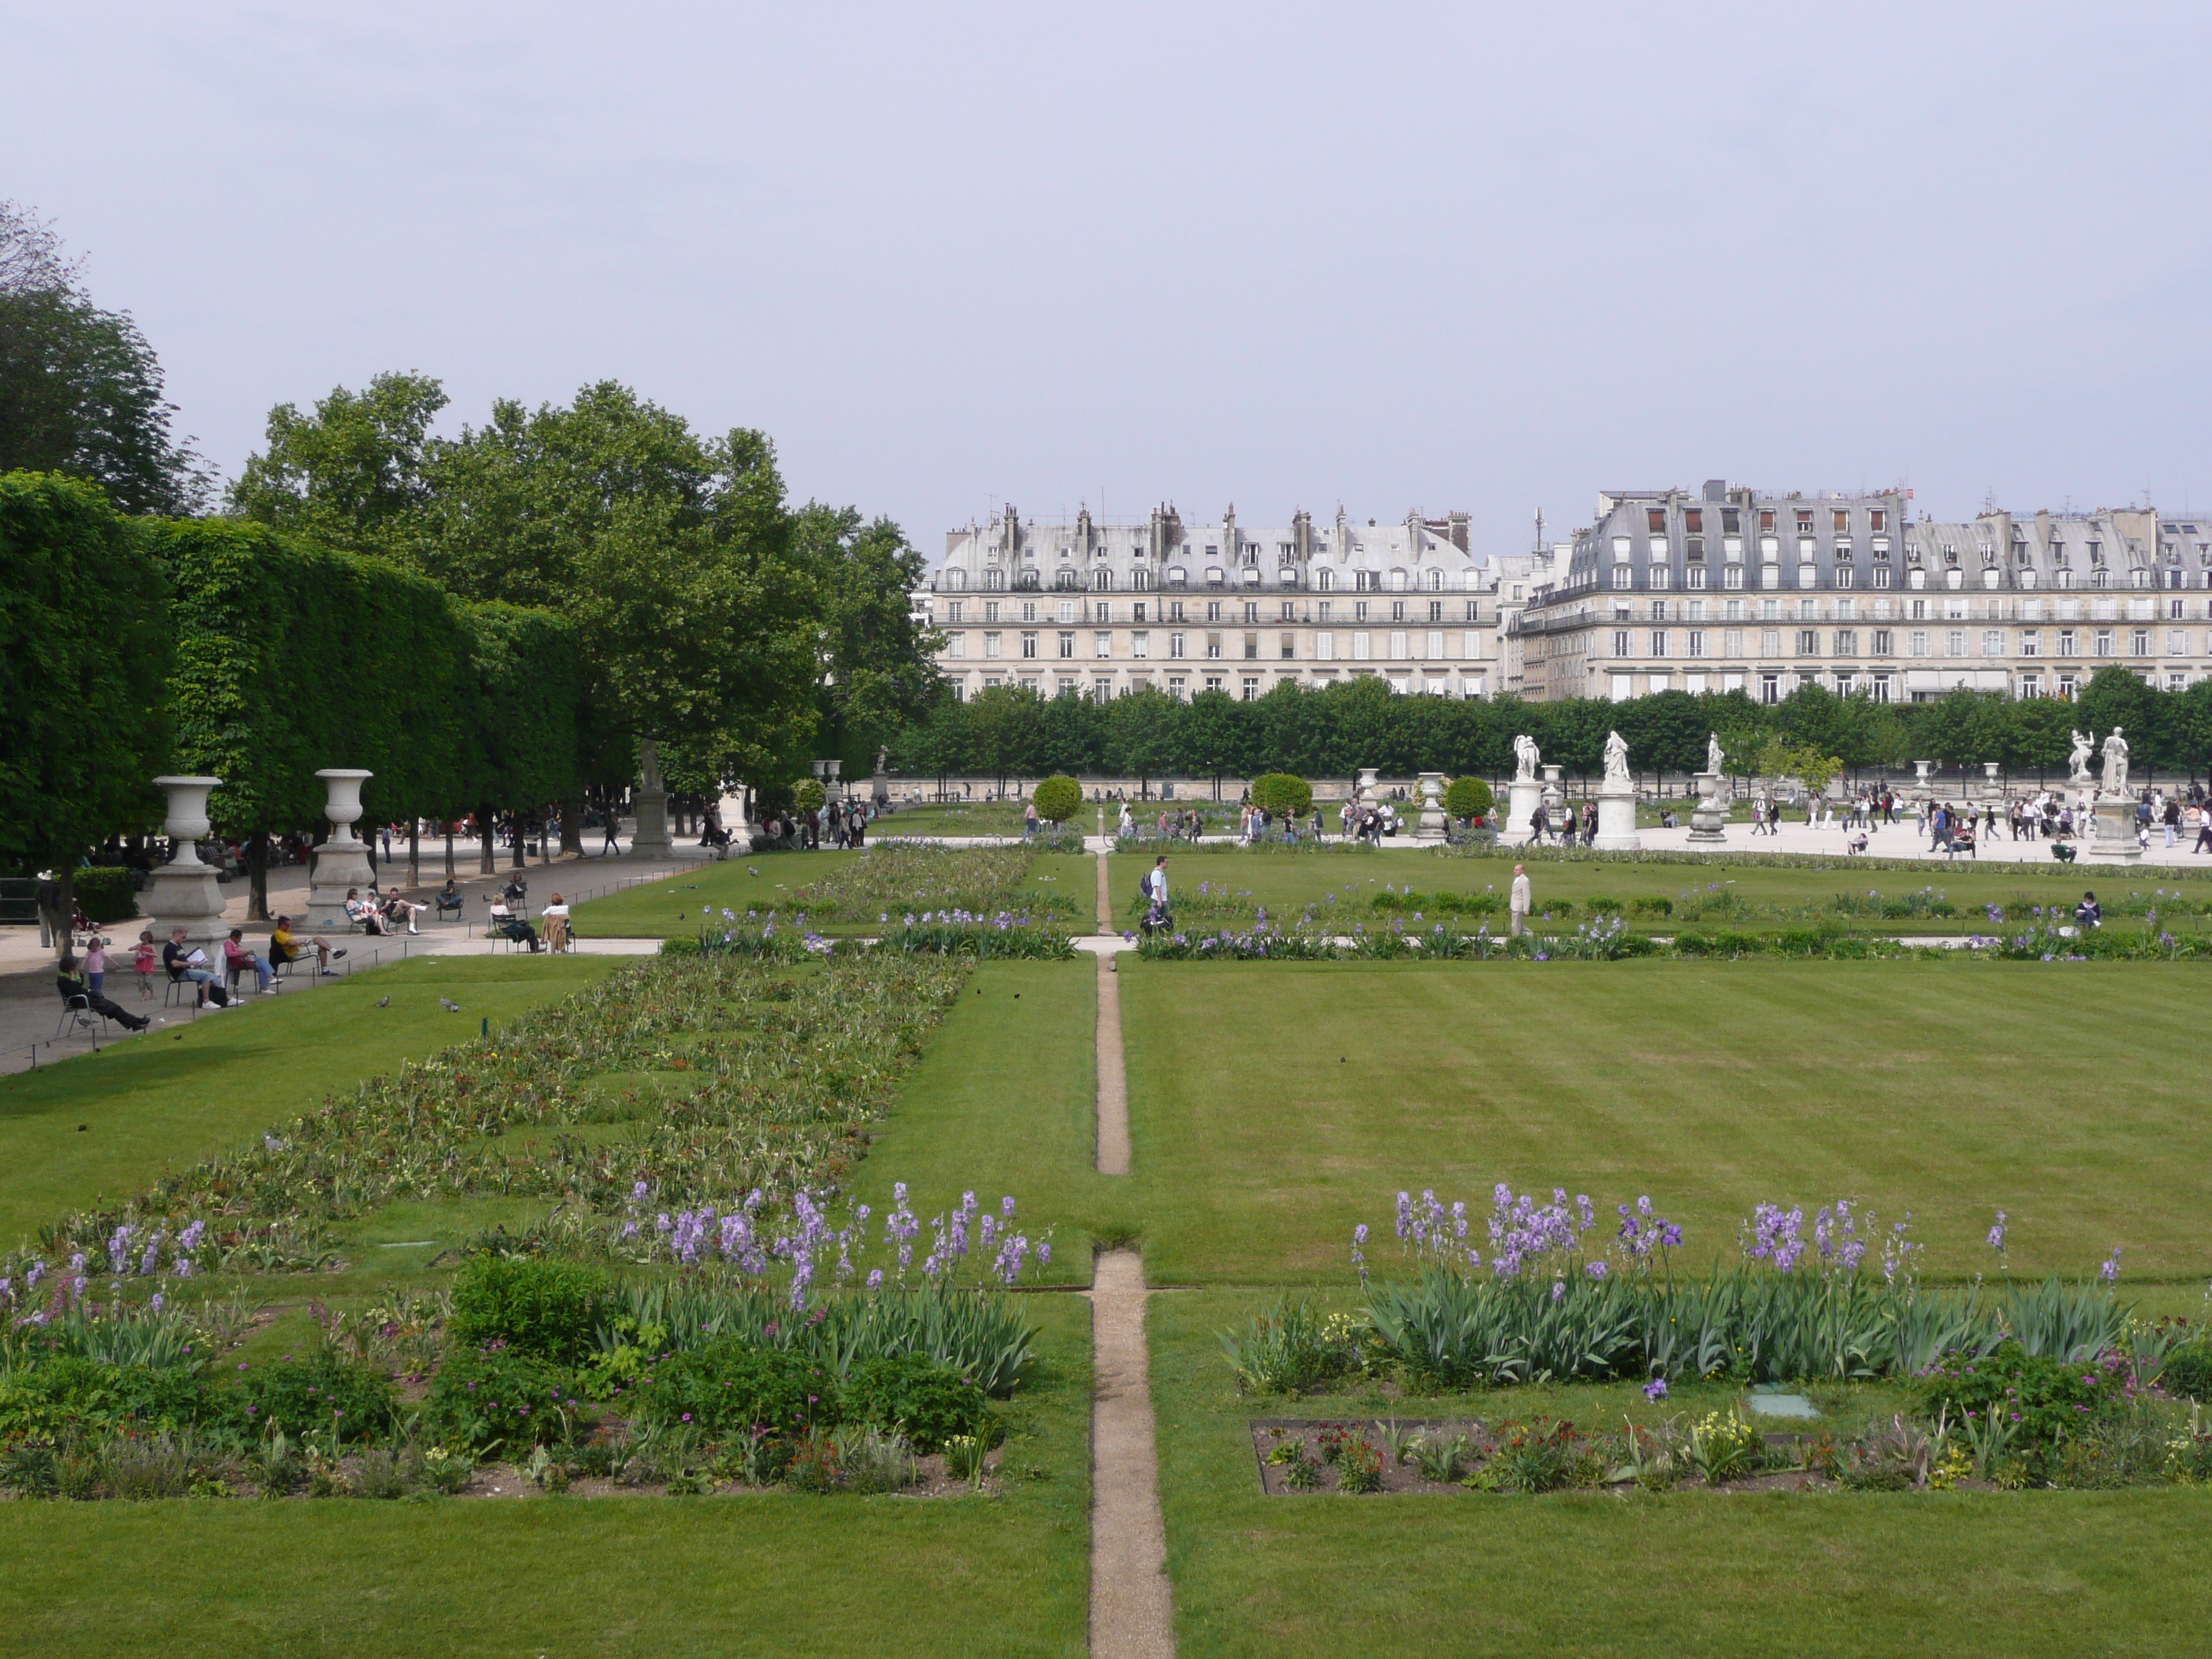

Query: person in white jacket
[1509,865,1532,938]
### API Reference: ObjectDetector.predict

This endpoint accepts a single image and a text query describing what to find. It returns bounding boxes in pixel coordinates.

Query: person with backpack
[1138,855,1171,934]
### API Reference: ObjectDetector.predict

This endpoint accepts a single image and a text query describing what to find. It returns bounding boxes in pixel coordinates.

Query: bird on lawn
[439,997,462,1012]
[376,996,391,1008]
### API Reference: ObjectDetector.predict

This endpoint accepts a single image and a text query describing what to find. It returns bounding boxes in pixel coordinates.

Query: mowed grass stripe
[1118,960,2212,1283]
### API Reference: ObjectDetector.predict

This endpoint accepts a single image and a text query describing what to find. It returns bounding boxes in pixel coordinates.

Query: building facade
[1508,480,2210,702]
[920,503,1547,702]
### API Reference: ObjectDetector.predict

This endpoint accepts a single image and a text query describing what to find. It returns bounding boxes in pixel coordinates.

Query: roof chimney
[1703,479,1727,503]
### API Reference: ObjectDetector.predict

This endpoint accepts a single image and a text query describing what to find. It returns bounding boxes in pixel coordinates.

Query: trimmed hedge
[1031,774,1082,823]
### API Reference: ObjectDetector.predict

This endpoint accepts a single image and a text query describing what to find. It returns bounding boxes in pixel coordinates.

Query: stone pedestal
[631,790,672,858]
[1413,772,1448,843]
[2090,796,2143,863]
[1507,779,1543,840]
[1540,765,1565,819]
[1593,786,1642,850]
[716,784,751,842]
[1983,761,2002,799]
[1687,772,1730,845]
[305,769,376,930]
[141,775,228,949]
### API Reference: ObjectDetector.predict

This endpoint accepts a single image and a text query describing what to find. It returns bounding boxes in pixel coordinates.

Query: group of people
[1524,800,1596,847]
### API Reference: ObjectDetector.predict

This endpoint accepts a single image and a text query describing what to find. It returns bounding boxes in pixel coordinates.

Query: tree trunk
[562,789,585,859]
[444,822,455,881]
[478,806,496,876]
[408,820,421,888]
[248,830,271,922]
[511,812,526,870]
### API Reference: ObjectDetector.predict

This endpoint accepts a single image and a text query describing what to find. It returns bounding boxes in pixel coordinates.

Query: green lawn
[0,1294,1093,1659]
[1116,958,2212,1285]
[0,954,616,1251]
[569,850,1095,938]
[1105,848,2212,935]
[1147,1289,2212,1659]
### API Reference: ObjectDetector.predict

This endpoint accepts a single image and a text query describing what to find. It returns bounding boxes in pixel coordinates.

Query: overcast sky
[6,2,2208,554]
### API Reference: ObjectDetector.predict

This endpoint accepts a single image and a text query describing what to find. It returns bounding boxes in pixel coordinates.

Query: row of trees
[0,474,590,921]
[890,671,2212,792]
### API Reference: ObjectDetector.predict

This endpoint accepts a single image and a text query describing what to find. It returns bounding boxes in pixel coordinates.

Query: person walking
[1024,800,1039,840]
[1509,863,1532,938]
[601,810,621,857]
[2196,809,2212,855]
[2164,796,2181,849]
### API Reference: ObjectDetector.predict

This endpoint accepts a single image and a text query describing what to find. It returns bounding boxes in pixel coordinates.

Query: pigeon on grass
[439,997,462,1012]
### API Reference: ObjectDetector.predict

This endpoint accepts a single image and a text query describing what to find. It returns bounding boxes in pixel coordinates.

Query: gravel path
[1088,1249,1174,1659]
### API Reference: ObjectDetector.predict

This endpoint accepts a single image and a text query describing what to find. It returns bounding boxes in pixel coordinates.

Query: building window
[1021,631,1038,658]
[1205,601,1222,622]
[1092,678,1112,703]
[1761,629,1782,657]
[2058,629,2077,656]
[1094,631,1112,658]
[1242,633,1259,660]
[1426,630,1445,658]
[1647,629,1667,656]
[1870,673,1893,703]
[1281,633,1296,660]
[1871,629,1893,656]
[1611,630,1631,656]
[1833,671,1856,696]
[984,601,1001,623]
[1647,507,1666,533]
[1945,630,1965,657]
[1760,673,1781,704]
[1650,566,1671,590]
[2131,628,2152,656]
[1166,632,1184,659]
[2018,672,2041,698]
[1241,677,1259,701]
[1797,629,1818,656]
[1205,632,1223,659]
[1315,631,1335,660]
[2057,673,2079,698]
[1130,631,1150,659]
[2094,629,2114,657]
[1723,565,1744,590]
[1908,631,1928,657]
[2170,671,2190,691]
[1982,630,2003,657]
[1835,565,1854,589]
[1243,601,1259,624]
[2018,630,2039,657]
[1833,629,1858,657]
[947,631,966,658]
[2170,629,2191,655]
[1204,675,1224,694]
[1686,629,1706,657]
[1724,628,1745,657]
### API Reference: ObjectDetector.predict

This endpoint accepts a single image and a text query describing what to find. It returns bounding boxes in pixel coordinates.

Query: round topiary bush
[1032,775,1083,823]
[792,779,827,813]
[1443,775,1493,821]
[1249,773,1313,820]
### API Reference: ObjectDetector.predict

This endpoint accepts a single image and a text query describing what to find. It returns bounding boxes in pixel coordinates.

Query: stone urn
[140,775,228,946]
[1414,771,1448,842]
[306,768,377,930]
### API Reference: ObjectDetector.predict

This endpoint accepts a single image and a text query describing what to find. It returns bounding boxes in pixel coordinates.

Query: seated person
[375,884,426,935]
[222,927,274,994]
[343,887,392,935]
[57,954,150,1032]
[500,874,529,908]
[541,893,572,952]
[2074,890,2101,928]
[488,899,543,952]
[269,916,342,974]
[436,878,464,915]
[161,927,232,1009]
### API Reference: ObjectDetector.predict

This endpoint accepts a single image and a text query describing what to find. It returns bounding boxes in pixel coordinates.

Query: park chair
[434,890,466,921]
[54,990,109,1042]
[163,966,199,1010]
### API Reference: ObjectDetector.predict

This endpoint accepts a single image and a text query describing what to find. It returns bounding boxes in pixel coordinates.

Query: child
[82,935,109,996]
[132,931,158,999]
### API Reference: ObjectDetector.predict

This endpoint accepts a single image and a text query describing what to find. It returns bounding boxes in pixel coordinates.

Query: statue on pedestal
[1513,734,1540,783]
[2102,727,2131,797]
[1603,729,1631,790]
[2068,729,2095,788]
[1706,732,1726,777]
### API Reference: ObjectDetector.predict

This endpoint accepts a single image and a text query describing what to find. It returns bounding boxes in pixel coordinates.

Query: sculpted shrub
[1249,773,1313,821]
[1031,775,1083,824]
[1443,776,1492,821]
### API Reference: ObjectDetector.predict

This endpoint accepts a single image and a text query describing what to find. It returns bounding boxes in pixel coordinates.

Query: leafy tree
[228,372,449,559]
[0,202,210,514]
[792,503,941,773]
[1032,775,1082,823]
[1105,685,1180,788]
[0,473,171,936]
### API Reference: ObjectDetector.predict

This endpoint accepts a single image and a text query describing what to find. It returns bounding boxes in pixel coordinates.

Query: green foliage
[1918,1341,2133,1477]
[71,866,138,925]
[841,1353,988,1451]
[424,1345,572,1452]
[2160,1341,2212,1401]
[234,1351,398,1444]
[791,778,826,812]
[1218,1298,1361,1394]
[448,1257,613,1364]
[631,1339,832,1437]
[1249,773,1313,820]
[1031,774,1083,823]
[0,204,210,514]
[1443,775,1492,819]
[0,1356,205,1439]
[228,372,447,559]
[0,474,170,885]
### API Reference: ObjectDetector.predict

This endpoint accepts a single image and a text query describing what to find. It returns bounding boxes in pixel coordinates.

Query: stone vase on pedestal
[1687,772,1730,845]
[1593,786,1641,850]
[716,784,752,842]
[1355,767,1380,809]
[1541,765,1564,818]
[2090,796,2143,863]
[306,769,377,930]
[142,775,228,948]
[1413,772,1448,843]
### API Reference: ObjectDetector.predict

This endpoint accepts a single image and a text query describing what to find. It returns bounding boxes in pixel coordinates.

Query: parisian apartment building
[1508,482,2211,704]
[917,503,1550,702]
[916,487,2212,704]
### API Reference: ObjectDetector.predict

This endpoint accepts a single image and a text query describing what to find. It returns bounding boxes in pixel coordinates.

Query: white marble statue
[1706,732,1726,777]
[2068,729,2095,786]
[1513,734,1540,783]
[2102,726,2131,796]
[1603,729,1631,789]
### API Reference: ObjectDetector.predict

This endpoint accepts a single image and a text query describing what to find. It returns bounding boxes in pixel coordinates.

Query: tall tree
[228,372,449,558]
[0,202,210,514]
